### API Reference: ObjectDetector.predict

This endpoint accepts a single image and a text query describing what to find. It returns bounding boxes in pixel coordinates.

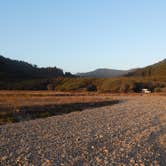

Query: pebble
[0,96,165,165]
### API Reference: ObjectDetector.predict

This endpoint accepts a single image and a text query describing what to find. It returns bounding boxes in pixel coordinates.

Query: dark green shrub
[86,84,97,92]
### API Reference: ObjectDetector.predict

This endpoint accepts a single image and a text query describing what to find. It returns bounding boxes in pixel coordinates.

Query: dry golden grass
[1,90,165,125]
[0,91,119,124]
[0,90,164,107]
[0,91,114,107]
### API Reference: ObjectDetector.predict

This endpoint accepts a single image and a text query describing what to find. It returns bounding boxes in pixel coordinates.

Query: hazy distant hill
[0,55,72,80]
[127,59,166,77]
[76,68,132,78]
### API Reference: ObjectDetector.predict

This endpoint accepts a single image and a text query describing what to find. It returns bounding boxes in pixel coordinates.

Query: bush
[1,76,166,92]
[86,84,97,92]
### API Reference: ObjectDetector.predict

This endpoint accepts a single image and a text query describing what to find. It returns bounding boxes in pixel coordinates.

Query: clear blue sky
[0,0,166,73]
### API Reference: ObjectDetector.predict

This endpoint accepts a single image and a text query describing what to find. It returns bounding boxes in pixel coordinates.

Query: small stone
[96,157,102,163]
[130,158,135,164]
[104,159,109,165]
[1,156,7,161]
[42,159,51,166]
[103,149,109,154]
[76,137,81,141]
[26,152,32,158]
[61,154,65,158]
[99,135,103,138]
[120,148,124,152]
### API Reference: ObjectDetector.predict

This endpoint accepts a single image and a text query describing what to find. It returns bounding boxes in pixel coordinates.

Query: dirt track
[0,96,166,165]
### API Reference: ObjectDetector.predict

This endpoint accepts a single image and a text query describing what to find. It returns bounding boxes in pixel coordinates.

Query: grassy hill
[52,76,166,93]
[54,59,166,92]
[127,59,166,77]
[0,56,166,92]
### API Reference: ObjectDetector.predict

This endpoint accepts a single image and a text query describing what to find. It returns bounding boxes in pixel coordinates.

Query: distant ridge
[127,59,166,77]
[76,68,133,78]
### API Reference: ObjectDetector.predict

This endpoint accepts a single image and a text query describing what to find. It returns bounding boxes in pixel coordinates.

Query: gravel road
[0,96,166,166]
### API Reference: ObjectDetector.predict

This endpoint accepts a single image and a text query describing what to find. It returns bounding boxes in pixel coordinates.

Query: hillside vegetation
[127,59,166,77]
[54,59,166,93]
[51,76,166,93]
[0,55,72,80]
[0,56,166,92]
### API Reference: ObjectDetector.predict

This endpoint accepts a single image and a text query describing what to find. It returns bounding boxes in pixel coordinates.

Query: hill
[0,55,72,80]
[0,56,166,92]
[127,59,166,77]
[76,68,132,78]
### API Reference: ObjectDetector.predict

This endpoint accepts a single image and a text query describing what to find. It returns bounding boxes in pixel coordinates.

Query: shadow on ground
[0,100,120,124]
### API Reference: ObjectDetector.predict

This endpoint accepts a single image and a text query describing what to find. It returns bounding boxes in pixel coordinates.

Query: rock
[1,156,7,161]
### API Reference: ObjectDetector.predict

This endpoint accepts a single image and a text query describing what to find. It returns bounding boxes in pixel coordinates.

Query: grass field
[0,91,119,124]
[0,90,165,125]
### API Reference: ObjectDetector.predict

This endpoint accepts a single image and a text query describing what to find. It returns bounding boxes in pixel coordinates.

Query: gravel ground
[0,96,166,166]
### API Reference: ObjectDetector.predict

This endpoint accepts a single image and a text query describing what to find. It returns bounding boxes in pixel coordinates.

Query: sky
[0,0,166,73]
